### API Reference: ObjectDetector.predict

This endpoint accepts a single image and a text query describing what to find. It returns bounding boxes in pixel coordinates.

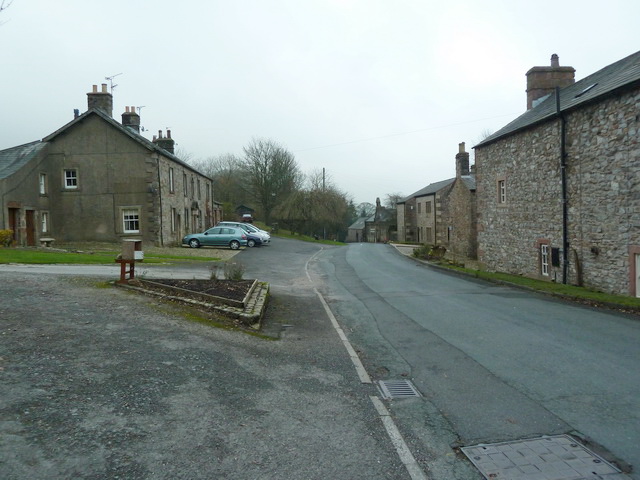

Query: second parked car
[216,221,271,245]
[182,226,247,249]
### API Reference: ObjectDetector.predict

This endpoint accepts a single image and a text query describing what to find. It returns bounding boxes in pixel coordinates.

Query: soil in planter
[145,279,254,303]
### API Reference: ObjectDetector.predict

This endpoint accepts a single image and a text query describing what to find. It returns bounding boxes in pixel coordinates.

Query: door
[8,208,19,244]
[25,210,35,246]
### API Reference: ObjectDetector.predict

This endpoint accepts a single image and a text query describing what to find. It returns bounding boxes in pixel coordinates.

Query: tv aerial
[105,73,123,93]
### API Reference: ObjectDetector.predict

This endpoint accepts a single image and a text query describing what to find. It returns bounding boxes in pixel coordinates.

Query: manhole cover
[377,379,421,399]
[461,434,627,479]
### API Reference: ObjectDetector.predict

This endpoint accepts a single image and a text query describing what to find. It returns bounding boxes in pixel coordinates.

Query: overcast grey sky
[2,0,638,205]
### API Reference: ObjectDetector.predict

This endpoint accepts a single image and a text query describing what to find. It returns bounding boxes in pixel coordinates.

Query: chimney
[86,83,113,117]
[526,54,575,109]
[456,142,470,177]
[121,105,141,133]
[152,129,175,154]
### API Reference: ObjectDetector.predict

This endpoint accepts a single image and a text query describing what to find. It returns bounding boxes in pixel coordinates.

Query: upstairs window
[183,173,188,197]
[39,173,48,195]
[498,179,506,204]
[64,169,78,189]
[169,167,175,193]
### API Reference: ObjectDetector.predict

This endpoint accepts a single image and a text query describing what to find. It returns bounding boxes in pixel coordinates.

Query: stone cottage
[364,198,395,243]
[440,142,477,262]
[475,52,640,296]
[0,84,221,247]
[396,178,454,245]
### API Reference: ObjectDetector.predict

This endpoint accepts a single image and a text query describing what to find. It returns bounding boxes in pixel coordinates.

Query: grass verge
[437,262,640,311]
[0,248,218,265]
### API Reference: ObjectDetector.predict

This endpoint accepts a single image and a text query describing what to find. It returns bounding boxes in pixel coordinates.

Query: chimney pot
[458,142,466,153]
[525,54,575,110]
[158,130,163,139]
[130,106,135,113]
[167,129,171,139]
[92,85,98,93]
[550,53,559,67]
[101,83,108,93]
[125,106,129,113]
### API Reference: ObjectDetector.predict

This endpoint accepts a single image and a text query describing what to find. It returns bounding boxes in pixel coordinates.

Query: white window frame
[123,209,140,233]
[171,208,177,233]
[169,167,175,193]
[41,211,49,233]
[498,179,506,204]
[64,169,78,189]
[39,173,47,195]
[541,244,549,276]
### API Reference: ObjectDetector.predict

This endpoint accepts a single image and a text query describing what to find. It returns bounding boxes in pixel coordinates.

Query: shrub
[0,230,13,247]
[223,261,245,281]
[412,244,447,261]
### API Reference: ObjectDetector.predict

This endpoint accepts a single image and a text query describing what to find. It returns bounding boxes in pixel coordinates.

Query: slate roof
[476,50,640,148]
[41,108,211,179]
[348,216,368,230]
[398,178,455,203]
[460,175,476,191]
[0,141,48,180]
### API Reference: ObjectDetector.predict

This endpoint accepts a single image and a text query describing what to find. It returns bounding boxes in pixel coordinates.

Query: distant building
[0,84,220,247]
[364,198,395,243]
[475,52,640,296]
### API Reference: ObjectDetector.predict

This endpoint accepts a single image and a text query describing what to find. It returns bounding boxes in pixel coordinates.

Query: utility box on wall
[121,239,143,261]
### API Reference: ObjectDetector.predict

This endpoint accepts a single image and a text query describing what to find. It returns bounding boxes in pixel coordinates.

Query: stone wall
[441,178,477,261]
[476,86,640,295]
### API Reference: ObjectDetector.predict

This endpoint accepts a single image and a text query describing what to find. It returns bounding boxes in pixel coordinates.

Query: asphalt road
[0,240,415,480]
[313,242,640,479]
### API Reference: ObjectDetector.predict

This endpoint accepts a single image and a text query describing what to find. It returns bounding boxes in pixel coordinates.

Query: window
[191,177,195,199]
[206,183,210,202]
[197,179,201,199]
[169,168,175,193]
[541,244,549,276]
[39,173,47,195]
[123,209,140,233]
[41,211,49,233]
[183,173,188,197]
[425,202,432,214]
[498,179,506,204]
[417,202,421,214]
[426,227,433,243]
[171,208,177,233]
[184,208,190,230]
[64,169,78,189]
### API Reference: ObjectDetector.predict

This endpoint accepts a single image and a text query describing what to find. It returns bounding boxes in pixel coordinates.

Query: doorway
[25,210,35,246]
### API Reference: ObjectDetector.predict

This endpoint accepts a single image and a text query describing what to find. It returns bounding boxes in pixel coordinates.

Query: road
[312,242,640,478]
[1,239,638,479]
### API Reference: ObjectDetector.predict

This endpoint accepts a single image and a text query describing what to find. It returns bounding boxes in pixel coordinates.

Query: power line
[294,112,518,152]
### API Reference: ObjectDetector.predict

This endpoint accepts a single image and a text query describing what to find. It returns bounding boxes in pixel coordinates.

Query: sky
[1,0,639,206]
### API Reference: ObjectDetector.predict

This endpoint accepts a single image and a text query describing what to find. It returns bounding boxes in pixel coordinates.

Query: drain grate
[377,379,422,399]
[461,434,628,480]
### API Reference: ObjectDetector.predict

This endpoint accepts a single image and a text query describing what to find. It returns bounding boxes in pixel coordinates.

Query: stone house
[475,52,640,296]
[440,142,477,262]
[0,84,221,248]
[396,178,454,245]
[346,216,368,242]
[364,198,395,243]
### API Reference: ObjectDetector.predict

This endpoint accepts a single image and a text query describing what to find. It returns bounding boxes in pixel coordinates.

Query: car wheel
[247,239,256,248]
[189,239,200,248]
[230,240,240,250]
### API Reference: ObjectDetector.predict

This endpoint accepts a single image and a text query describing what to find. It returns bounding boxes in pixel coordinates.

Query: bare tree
[356,202,375,218]
[242,138,302,224]
[384,192,404,210]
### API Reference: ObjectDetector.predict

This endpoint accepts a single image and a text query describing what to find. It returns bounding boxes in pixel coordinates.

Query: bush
[0,230,13,247]
[412,244,447,261]
[223,261,245,281]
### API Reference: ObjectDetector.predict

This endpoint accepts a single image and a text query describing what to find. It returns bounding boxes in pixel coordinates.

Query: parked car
[182,226,247,249]
[245,232,263,247]
[216,221,271,245]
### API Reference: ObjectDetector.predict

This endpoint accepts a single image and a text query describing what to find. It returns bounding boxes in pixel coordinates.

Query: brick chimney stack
[153,129,175,154]
[121,106,141,133]
[526,54,575,110]
[456,142,470,177]
[87,83,113,117]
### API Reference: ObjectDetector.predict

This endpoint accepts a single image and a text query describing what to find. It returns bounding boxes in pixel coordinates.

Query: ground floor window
[171,208,177,232]
[41,211,49,233]
[540,244,549,276]
[123,209,140,233]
